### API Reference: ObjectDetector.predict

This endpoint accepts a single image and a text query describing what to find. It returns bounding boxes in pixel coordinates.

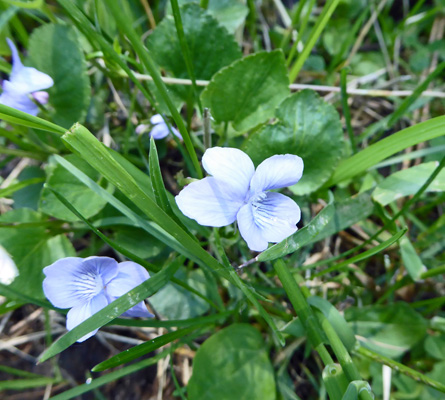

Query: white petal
[0,246,19,285]
[250,192,300,243]
[150,123,170,139]
[150,114,164,124]
[107,261,150,298]
[176,177,244,227]
[237,204,268,251]
[250,154,304,193]
[6,38,53,93]
[66,293,109,342]
[202,147,253,200]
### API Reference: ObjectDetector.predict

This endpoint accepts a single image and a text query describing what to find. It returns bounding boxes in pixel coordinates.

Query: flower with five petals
[175,147,303,251]
[43,256,153,342]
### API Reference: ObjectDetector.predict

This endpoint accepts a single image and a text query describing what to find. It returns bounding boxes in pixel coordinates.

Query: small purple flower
[136,114,182,140]
[176,147,304,252]
[0,38,53,116]
[43,256,154,342]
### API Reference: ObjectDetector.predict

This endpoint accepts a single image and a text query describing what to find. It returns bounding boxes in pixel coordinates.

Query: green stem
[106,0,202,178]
[421,264,445,279]
[170,0,203,114]
[356,346,445,394]
[274,260,331,359]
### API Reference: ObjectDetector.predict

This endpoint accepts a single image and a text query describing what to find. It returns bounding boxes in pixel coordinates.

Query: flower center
[72,269,105,301]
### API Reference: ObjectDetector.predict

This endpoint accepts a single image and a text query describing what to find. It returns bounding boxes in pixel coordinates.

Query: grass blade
[92,327,202,371]
[326,116,445,186]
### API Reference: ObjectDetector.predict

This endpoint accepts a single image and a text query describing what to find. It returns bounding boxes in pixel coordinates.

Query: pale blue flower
[43,256,154,342]
[176,147,303,251]
[136,114,182,140]
[0,38,53,116]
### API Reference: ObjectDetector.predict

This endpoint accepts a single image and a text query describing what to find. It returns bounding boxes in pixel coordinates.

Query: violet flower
[43,256,153,342]
[0,38,53,116]
[176,147,303,251]
[136,114,182,140]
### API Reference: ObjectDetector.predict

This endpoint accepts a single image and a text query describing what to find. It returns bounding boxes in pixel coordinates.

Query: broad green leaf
[423,361,445,399]
[188,324,276,400]
[11,168,45,210]
[147,3,241,102]
[257,201,335,262]
[28,24,91,127]
[114,227,165,259]
[39,154,111,221]
[372,162,445,206]
[201,50,290,132]
[425,335,445,360]
[38,259,182,362]
[166,0,248,33]
[0,209,75,298]
[326,116,445,186]
[345,303,427,358]
[244,90,344,194]
[149,268,210,319]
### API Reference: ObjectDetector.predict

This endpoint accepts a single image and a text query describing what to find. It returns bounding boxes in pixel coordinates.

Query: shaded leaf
[188,324,276,400]
[28,24,91,127]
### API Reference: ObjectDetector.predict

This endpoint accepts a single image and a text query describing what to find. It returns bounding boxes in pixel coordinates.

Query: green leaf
[323,364,349,400]
[372,162,445,206]
[149,268,210,319]
[244,90,344,194]
[38,259,182,362]
[39,154,111,221]
[0,209,75,298]
[206,0,248,33]
[11,166,45,210]
[28,24,91,128]
[326,116,445,186]
[166,0,248,33]
[257,200,335,262]
[201,50,290,132]
[147,3,241,102]
[425,335,445,361]
[345,303,427,358]
[188,324,276,400]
